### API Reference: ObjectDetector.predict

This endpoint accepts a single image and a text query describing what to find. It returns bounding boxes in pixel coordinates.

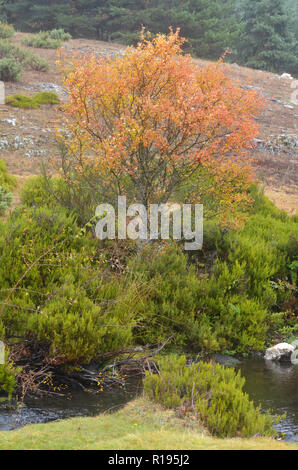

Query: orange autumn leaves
[59,29,263,210]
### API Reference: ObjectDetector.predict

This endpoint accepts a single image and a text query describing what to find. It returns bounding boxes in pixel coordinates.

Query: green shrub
[195,261,269,352]
[24,53,49,71]
[0,206,139,366]
[0,357,17,398]
[0,159,17,191]
[48,29,72,41]
[0,40,49,74]
[20,175,61,207]
[22,32,62,49]
[6,91,59,108]
[144,354,281,438]
[129,244,204,348]
[0,57,21,81]
[0,40,15,59]
[0,22,14,39]
[0,185,13,215]
[22,29,71,49]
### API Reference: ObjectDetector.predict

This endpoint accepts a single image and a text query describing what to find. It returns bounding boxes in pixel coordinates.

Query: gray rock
[212,354,241,367]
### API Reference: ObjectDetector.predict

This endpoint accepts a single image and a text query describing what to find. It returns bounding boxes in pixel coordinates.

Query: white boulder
[265,343,295,361]
[280,73,293,80]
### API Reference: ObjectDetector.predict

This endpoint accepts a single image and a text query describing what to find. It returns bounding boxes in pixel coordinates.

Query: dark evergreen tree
[236,0,298,75]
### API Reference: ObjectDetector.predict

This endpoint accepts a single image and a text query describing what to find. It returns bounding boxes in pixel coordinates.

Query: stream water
[236,358,298,442]
[0,358,297,442]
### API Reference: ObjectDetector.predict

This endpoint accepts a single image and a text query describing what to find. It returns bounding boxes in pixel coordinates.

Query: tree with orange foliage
[59,30,263,212]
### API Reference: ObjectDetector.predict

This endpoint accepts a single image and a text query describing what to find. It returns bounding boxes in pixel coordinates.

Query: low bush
[0,57,21,81]
[22,32,62,49]
[0,22,14,39]
[21,29,71,49]
[24,53,49,72]
[144,354,281,438]
[48,29,72,41]
[0,159,17,191]
[0,40,15,59]
[0,40,49,73]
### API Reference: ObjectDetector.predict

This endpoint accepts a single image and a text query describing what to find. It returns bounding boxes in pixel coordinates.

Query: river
[0,358,297,442]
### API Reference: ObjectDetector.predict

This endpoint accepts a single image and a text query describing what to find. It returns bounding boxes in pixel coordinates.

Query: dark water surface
[237,359,298,442]
[0,379,142,431]
[0,359,297,442]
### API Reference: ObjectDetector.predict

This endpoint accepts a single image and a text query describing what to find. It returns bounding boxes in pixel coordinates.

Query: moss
[34,91,59,105]
[6,91,59,109]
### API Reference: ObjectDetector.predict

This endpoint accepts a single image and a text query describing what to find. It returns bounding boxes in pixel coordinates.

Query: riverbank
[0,398,297,450]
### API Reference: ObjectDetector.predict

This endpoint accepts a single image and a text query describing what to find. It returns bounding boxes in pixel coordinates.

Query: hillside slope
[0,33,297,213]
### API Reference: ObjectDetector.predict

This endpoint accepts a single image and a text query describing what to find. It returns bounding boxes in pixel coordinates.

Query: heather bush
[0,206,140,365]
[144,354,281,438]
[129,244,204,348]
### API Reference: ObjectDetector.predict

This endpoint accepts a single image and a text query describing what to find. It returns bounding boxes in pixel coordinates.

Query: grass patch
[0,398,296,450]
[5,91,59,109]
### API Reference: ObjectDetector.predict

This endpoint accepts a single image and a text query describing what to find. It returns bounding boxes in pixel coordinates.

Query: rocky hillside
[0,32,297,213]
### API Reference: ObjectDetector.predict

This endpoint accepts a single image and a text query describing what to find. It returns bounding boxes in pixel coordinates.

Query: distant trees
[0,0,297,74]
[0,0,240,59]
[236,0,298,74]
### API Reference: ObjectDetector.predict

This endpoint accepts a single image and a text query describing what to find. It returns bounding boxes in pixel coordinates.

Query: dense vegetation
[0,173,296,399]
[0,30,296,439]
[0,0,297,74]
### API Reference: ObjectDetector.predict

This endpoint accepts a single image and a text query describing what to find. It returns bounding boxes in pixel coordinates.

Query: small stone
[0,81,5,105]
